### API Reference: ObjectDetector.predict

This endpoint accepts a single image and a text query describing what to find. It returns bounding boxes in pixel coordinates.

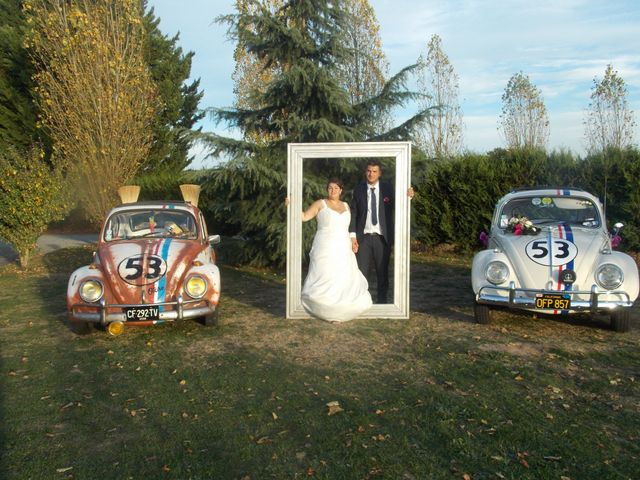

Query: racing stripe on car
[554,224,566,314]
[156,238,172,311]
[560,224,574,314]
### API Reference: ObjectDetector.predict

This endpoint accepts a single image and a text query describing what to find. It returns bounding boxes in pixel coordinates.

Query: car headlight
[596,264,623,290]
[185,275,207,299]
[79,279,104,303]
[486,261,509,285]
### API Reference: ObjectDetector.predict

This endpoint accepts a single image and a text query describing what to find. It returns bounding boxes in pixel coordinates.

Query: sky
[147,0,640,168]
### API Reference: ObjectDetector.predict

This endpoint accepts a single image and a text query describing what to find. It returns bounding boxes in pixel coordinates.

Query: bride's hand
[351,238,359,253]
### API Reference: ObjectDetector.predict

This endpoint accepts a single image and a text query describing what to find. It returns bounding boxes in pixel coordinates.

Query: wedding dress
[301,200,372,322]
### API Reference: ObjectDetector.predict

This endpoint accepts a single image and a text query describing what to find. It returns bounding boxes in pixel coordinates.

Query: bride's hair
[326,178,344,190]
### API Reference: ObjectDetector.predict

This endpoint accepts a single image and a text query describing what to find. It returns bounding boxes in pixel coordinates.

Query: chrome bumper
[477,282,633,312]
[69,295,215,324]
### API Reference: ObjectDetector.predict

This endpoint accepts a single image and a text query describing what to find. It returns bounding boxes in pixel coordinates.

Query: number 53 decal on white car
[525,239,578,266]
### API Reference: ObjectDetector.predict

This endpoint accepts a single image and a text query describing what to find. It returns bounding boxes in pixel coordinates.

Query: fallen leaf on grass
[517,451,529,468]
[256,436,272,444]
[514,375,524,381]
[543,456,562,461]
[463,474,472,480]
[272,412,278,420]
[56,467,73,473]
[326,401,343,416]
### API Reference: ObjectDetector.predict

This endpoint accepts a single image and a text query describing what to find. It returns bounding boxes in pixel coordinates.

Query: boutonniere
[383,196,390,204]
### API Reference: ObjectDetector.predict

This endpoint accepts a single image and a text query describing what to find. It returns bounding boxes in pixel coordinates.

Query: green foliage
[413,148,582,251]
[0,0,40,150]
[0,145,69,267]
[141,2,204,173]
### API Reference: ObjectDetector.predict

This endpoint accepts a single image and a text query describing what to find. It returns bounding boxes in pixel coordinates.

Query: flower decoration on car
[506,216,540,235]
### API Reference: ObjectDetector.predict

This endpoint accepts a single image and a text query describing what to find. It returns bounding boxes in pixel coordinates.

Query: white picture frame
[286,142,411,319]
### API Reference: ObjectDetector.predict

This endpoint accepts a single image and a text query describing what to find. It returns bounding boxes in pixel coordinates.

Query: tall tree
[499,72,549,150]
[25,0,157,225]
[584,64,636,154]
[140,2,204,173]
[205,0,428,265]
[0,0,38,150]
[415,34,463,159]
[337,0,388,105]
[231,0,390,139]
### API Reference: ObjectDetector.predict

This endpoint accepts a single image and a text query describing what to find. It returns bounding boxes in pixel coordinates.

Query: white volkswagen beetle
[472,187,638,332]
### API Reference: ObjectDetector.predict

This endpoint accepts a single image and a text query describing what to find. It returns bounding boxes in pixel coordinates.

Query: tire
[201,309,219,327]
[610,309,630,333]
[474,302,492,325]
[69,320,93,335]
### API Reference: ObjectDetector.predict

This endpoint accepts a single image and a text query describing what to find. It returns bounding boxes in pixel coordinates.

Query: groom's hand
[351,238,359,253]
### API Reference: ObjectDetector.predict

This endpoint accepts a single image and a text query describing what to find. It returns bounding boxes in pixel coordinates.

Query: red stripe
[553,225,565,314]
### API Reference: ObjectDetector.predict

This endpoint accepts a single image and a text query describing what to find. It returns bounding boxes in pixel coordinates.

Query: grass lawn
[0,246,638,479]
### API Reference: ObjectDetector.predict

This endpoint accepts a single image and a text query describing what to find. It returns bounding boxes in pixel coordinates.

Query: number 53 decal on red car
[117,254,168,285]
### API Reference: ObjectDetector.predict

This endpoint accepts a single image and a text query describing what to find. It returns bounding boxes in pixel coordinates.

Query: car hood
[492,224,608,290]
[96,238,206,304]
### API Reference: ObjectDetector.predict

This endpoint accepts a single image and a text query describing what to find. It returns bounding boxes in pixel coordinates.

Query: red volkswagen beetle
[67,185,221,335]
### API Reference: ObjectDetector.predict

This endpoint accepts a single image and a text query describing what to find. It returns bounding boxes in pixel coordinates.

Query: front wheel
[474,302,492,324]
[68,320,93,335]
[201,309,219,327]
[610,309,630,332]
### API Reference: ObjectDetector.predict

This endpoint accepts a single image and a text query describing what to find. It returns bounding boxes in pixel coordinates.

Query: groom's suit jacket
[349,180,395,245]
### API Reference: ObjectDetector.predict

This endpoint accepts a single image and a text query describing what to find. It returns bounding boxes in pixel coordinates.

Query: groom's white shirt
[364,181,382,235]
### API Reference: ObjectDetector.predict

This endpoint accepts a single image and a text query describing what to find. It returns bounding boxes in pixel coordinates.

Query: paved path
[0,233,97,266]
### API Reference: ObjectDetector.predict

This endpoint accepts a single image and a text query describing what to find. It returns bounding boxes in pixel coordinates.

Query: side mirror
[208,234,221,245]
[613,222,624,232]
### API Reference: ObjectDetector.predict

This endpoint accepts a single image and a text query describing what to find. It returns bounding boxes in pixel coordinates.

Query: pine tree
[140,1,205,173]
[0,0,38,150]
[203,0,428,266]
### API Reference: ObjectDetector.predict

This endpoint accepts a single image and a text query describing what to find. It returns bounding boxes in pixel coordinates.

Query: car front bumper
[69,295,215,324]
[477,282,633,312]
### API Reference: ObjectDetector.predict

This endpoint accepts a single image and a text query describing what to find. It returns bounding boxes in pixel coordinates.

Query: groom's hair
[366,159,382,172]
[326,178,344,189]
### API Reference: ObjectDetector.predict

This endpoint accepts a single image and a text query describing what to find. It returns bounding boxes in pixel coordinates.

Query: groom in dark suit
[349,160,395,304]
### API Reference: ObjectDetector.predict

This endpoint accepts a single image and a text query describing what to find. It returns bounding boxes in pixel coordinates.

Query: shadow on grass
[410,258,475,323]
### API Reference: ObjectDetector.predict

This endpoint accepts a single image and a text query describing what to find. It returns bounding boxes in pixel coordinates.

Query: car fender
[472,249,516,294]
[595,251,640,301]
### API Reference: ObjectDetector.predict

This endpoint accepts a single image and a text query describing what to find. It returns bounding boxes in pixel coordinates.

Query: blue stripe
[157,238,172,311]
[563,189,571,196]
[561,224,574,315]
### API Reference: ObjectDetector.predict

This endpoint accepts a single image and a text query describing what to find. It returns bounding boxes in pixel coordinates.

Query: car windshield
[499,196,601,229]
[103,209,199,242]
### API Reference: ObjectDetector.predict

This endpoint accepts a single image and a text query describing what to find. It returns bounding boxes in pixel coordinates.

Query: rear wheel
[474,302,492,324]
[201,309,219,327]
[610,309,630,332]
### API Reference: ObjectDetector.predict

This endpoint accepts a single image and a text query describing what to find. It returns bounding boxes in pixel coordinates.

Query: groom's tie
[370,187,378,225]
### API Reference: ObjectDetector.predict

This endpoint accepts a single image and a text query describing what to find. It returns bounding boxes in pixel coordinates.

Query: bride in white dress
[299,179,372,322]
